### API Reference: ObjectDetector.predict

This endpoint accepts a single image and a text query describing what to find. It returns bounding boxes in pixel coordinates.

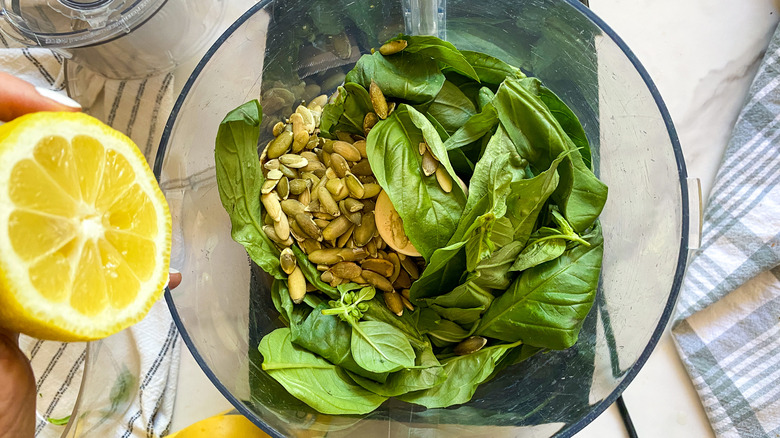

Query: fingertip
[168,271,182,290]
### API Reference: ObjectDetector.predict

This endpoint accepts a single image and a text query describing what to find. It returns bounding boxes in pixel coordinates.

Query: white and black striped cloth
[1,38,181,438]
[673,23,780,438]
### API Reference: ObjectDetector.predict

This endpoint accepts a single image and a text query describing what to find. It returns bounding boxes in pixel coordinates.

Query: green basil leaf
[475,223,604,349]
[214,100,284,279]
[396,341,521,408]
[408,241,467,302]
[291,303,389,383]
[425,80,477,134]
[538,85,592,169]
[348,345,446,397]
[477,86,495,111]
[345,51,445,103]
[422,280,494,309]
[471,240,524,290]
[351,320,417,373]
[459,50,525,85]
[494,77,607,232]
[443,103,498,151]
[363,298,429,350]
[510,238,567,273]
[504,150,568,247]
[430,304,485,326]
[395,34,480,82]
[367,105,466,261]
[270,280,295,325]
[259,328,387,414]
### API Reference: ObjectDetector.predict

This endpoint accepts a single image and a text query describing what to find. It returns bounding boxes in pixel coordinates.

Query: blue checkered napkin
[672,24,780,438]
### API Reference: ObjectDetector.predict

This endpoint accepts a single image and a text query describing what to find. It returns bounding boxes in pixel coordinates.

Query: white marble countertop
[168,0,780,436]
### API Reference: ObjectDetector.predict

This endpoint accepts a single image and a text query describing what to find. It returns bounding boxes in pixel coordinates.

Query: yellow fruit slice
[168,413,271,438]
[0,112,171,341]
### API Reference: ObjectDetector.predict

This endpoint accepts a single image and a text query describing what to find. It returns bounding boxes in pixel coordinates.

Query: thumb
[0,72,81,122]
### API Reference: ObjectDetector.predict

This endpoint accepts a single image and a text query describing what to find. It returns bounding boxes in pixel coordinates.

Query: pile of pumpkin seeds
[259,89,425,317]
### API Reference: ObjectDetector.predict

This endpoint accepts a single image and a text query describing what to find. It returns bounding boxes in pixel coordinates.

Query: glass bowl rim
[155,1,690,436]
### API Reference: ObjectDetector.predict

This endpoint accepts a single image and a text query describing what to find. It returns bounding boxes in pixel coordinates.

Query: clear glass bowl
[155,0,690,436]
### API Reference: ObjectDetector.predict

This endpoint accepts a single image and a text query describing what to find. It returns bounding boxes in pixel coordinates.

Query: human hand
[0,71,82,122]
[0,72,182,438]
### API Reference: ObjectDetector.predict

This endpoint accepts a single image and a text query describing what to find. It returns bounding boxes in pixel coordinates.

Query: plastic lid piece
[0,0,168,48]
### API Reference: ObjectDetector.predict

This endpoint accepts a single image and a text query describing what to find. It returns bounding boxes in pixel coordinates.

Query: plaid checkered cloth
[672,24,780,438]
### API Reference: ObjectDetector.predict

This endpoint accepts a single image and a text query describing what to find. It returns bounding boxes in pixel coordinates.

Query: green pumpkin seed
[336,224,355,248]
[422,150,438,176]
[330,153,349,178]
[361,258,394,277]
[261,193,282,221]
[350,159,373,176]
[344,172,365,199]
[280,248,297,275]
[369,81,389,119]
[333,141,361,162]
[261,178,279,195]
[264,159,280,171]
[292,130,309,153]
[278,177,291,199]
[379,39,407,55]
[295,212,323,241]
[344,197,364,212]
[281,199,306,217]
[263,225,293,246]
[454,336,488,356]
[318,186,340,217]
[289,178,309,195]
[386,252,401,283]
[331,262,362,279]
[314,218,330,229]
[274,212,290,241]
[267,131,293,158]
[401,294,414,311]
[393,268,412,289]
[279,163,298,179]
[322,216,352,241]
[400,255,420,279]
[363,112,378,135]
[272,121,286,137]
[354,211,376,246]
[279,154,308,169]
[362,183,382,199]
[353,140,368,159]
[362,270,393,293]
[383,291,404,316]
[288,267,306,303]
[335,131,354,143]
[435,166,453,193]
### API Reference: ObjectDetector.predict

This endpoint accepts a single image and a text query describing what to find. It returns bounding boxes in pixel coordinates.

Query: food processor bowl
[156,0,690,436]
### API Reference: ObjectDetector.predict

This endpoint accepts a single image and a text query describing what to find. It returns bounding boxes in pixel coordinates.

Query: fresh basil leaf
[430,304,485,326]
[504,150,568,247]
[270,279,295,325]
[395,34,480,82]
[348,345,446,397]
[471,240,524,290]
[462,127,524,218]
[490,216,515,248]
[475,223,604,349]
[259,328,387,414]
[319,86,346,137]
[510,237,567,273]
[538,85,592,169]
[291,303,389,383]
[345,51,445,103]
[459,50,525,85]
[363,297,429,350]
[408,241,467,302]
[494,77,607,232]
[477,87,495,111]
[351,320,417,373]
[421,281,493,309]
[425,80,477,134]
[396,341,521,408]
[444,103,498,151]
[415,309,471,346]
[215,100,284,279]
[367,105,467,261]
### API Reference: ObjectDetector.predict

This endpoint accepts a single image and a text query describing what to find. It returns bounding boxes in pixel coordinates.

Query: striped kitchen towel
[0,40,182,437]
[672,23,780,438]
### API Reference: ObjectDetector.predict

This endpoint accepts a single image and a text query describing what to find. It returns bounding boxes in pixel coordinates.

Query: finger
[0,72,81,122]
[169,270,182,290]
[0,328,19,345]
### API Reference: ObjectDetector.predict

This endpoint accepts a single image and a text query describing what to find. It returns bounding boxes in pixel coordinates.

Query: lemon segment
[0,111,171,341]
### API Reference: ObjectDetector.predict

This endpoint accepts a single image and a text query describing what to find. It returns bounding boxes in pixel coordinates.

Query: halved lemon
[0,112,171,341]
